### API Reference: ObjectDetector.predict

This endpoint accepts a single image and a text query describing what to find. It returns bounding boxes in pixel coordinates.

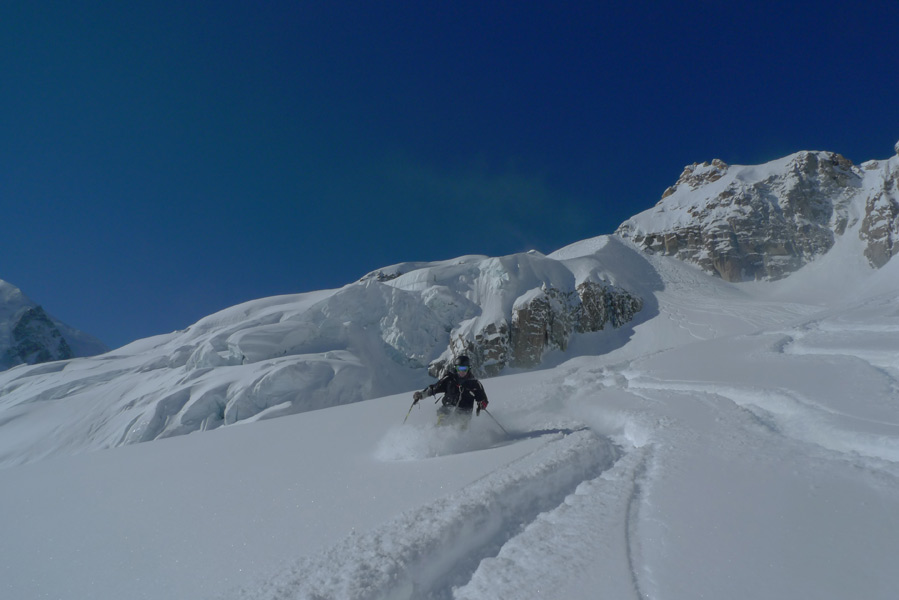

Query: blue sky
[2,1,898,349]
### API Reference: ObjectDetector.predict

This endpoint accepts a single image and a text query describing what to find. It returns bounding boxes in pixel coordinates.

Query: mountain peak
[617,146,897,281]
[661,158,729,200]
[0,279,107,371]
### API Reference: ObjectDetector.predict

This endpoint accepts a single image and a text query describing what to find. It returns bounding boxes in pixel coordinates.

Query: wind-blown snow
[2,216,899,599]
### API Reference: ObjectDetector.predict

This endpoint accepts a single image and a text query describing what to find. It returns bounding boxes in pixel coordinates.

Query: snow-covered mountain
[0,278,107,371]
[2,143,899,599]
[617,143,899,280]
[0,241,647,466]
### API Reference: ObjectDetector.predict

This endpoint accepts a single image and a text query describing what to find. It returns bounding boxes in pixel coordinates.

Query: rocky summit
[617,143,899,281]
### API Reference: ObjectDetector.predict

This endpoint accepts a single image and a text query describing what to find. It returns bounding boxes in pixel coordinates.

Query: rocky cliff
[858,147,899,268]
[441,280,642,376]
[617,143,899,280]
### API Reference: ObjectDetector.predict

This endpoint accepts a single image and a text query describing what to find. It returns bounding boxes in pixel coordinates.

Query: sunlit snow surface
[2,230,899,599]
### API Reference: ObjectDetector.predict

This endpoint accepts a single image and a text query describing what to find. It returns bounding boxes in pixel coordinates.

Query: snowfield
[2,230,899,599]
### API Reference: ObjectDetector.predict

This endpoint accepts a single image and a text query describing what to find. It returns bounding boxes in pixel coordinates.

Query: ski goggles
[456,365,469,373]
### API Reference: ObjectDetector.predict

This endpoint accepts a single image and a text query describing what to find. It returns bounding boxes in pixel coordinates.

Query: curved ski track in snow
[454,445,654,600]
[232,429,621,600]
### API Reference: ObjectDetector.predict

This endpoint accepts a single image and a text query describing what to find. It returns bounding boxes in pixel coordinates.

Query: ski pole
[481,408,509,435]
[402,400,418,424]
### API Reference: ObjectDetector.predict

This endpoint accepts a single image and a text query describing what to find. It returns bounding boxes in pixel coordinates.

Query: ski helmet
[454,355,471,371]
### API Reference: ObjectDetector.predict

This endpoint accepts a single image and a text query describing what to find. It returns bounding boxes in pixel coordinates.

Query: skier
[412,355,489,425]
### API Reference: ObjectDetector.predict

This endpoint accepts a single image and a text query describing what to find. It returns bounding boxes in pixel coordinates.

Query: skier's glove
[476,400,488,415]
[413,391,423,403]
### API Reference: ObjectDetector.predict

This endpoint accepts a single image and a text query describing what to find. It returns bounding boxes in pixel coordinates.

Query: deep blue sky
[3,1,898,350]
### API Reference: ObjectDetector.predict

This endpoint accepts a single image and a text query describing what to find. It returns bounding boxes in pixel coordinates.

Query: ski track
[623,450,651,600]
[228,429,620,600]
[624,368,899,472]
[452,445,652,600]
[617,309,899,472]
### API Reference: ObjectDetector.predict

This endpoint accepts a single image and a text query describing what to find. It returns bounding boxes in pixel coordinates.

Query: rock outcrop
[859,157,899,268]
[617,147,899,280]
[430,279,643,377]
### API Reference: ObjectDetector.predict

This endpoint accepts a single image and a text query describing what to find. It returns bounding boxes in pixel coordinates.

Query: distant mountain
[617,142,899,280]
[0,279,108,371]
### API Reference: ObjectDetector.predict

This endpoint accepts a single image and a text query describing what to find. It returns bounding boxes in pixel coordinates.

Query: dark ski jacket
[422,372,488,412]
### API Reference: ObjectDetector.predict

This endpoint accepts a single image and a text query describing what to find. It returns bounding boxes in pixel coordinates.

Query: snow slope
[2,219,899,599]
